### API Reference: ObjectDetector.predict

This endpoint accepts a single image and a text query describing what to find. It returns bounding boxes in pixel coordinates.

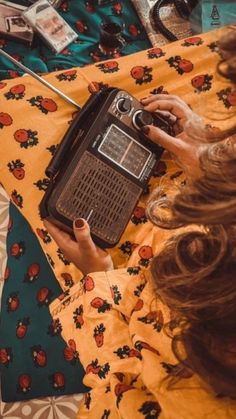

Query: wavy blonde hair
[148,30,236,398]
[151,224,236,397]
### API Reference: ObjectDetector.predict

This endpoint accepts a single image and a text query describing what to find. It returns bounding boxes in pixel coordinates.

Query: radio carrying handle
[45,87,116,178]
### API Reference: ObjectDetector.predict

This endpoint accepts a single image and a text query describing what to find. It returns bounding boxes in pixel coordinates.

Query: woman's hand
[141,94,199,134]
[43,218,114,276]
[141,94,204,179]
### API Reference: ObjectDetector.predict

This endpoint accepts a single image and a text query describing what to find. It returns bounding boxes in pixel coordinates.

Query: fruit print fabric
[0,203,88,402]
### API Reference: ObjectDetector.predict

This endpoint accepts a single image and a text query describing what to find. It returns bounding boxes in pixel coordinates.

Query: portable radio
[40,87,172,248]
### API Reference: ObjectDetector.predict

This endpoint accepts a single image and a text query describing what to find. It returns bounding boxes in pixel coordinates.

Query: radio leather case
[40,87,172,248]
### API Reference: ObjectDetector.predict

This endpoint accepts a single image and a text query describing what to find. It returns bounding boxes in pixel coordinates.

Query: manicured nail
[141,125,150,134]
[140,95,153,102]
[74,218,85,229]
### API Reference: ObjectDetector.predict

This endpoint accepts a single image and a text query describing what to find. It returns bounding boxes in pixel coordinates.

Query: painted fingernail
[141,125,150,134]
[74,218,85,229]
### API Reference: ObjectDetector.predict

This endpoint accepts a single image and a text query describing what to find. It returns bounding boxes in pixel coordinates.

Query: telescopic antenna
[0,49,81,109]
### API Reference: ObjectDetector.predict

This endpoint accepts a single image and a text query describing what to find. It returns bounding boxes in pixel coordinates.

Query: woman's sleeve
[49,267,147,381]
[49,267,166,419]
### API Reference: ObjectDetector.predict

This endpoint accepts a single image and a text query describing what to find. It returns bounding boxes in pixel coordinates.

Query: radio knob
[116,98,132,114]
[133,110,153,129]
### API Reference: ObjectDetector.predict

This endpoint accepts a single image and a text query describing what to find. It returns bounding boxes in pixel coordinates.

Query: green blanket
[0,203,89,402]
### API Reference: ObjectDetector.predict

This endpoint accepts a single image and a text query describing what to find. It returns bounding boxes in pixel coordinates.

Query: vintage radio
[40,87,172,247]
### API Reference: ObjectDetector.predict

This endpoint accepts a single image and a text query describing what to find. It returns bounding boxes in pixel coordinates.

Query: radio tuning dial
[133,110,153,130]
[116,97,132,114]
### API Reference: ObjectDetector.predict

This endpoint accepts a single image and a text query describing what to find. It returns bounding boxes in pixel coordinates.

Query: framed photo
[0,1,34,44]
[5,16,29,33]
[23,0,78,53]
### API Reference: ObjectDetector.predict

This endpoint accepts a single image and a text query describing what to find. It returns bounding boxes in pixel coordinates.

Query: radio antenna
[0,49,81,109]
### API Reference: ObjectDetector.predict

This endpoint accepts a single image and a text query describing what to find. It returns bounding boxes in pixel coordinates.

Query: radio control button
[116,98,132,114]
[133,110,153,129]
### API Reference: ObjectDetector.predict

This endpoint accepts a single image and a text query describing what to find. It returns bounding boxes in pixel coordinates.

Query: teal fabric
[0,0,151,402]
[0,203,89,402]
[0,0,151,80]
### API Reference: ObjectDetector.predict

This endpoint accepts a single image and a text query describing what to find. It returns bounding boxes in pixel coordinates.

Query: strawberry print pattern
[0,204,87,402]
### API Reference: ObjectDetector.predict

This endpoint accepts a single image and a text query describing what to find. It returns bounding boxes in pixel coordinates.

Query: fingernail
[140,95,153,102]
[74,218,85,229]
[141,125,150,134]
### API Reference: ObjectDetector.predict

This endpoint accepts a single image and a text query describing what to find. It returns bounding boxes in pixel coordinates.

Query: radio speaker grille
[56,151,143,245]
